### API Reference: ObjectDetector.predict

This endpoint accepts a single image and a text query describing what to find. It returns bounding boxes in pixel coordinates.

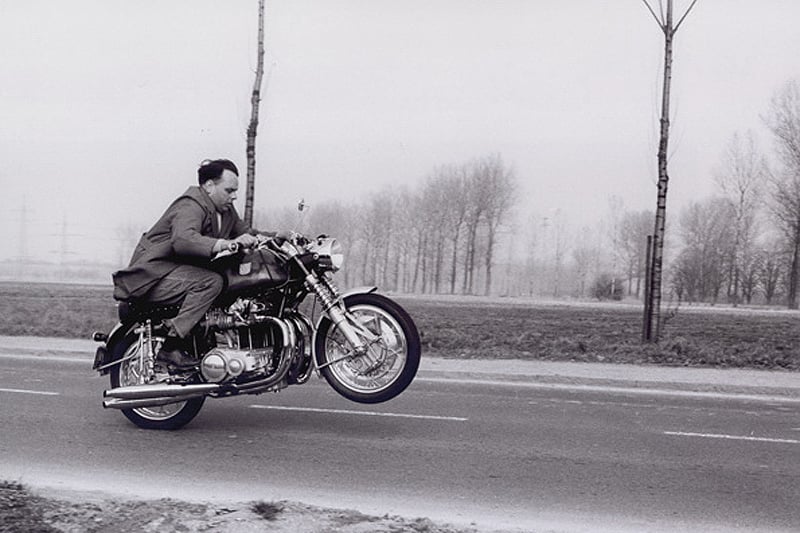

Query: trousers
[144,265,224,338]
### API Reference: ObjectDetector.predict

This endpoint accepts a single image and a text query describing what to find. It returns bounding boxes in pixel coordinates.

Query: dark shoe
[155,337,197,369]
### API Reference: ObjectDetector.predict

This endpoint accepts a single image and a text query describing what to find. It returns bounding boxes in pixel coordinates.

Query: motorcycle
[92,232,421,430]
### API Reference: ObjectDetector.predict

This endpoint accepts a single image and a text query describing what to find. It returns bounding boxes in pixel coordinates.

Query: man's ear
[201,179,214,193]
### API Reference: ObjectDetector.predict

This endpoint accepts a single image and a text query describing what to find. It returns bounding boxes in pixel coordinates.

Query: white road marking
[0,353,89,364]
[529,398,779,416]
[250,404,467,421]
[418,377,800,403]
[664,431,800,444]
[0,387,59,396]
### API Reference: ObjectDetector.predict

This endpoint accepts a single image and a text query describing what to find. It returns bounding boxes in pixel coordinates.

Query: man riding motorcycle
[112,158,281,369]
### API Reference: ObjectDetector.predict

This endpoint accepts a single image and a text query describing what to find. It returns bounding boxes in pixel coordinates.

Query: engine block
[200,347,272,383]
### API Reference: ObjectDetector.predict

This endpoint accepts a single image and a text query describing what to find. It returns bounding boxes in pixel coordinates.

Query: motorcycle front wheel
[109,329,205,430]
[315,293,421,404]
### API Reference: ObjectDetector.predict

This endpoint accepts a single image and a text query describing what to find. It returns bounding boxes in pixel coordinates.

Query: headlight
[329,239,344,271]
[309,238,344,272]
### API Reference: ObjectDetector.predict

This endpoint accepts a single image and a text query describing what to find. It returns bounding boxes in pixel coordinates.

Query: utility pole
[641,0,700,342]
[49,214,81,280]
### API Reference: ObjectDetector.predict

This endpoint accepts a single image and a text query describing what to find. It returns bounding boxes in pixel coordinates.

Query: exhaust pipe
[103,395,201,410]
[103,316,297,407]
[103,383,220,400]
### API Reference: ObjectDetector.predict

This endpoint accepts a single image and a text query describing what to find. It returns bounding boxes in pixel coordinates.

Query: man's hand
[233,233,259,249]
[273,230,295,245]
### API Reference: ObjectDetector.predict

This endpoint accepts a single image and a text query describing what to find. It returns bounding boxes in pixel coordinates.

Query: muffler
[103,383,220,400]
[103,395,201,410]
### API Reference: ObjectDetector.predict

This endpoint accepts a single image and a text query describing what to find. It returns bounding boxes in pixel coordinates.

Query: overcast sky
[2,0,799,264]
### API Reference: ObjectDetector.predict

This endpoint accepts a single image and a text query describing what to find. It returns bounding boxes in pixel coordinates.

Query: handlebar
[212,233,303,262]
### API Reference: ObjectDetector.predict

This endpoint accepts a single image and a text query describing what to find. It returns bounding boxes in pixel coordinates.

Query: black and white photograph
[1,1,799,531]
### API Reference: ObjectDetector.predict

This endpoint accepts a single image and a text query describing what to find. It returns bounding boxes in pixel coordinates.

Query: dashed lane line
[417,377,800,403]
[0,387,60,396]
[0,353,88,364]
[664,431,800,445]
[250,404,468,421]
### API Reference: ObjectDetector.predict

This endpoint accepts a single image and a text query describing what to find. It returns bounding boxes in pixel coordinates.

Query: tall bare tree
[391,188,418,292]
[479,154,517,295]
[421,175,450,293]
[672,198,734,303]
[548,209,569,298]
[244,0,266,226]
[572,229,600,297]
[765,80,800,308]
[756,240,783,305]
[617,210,653,297]
[641,0,700,341]
[462,164,486,294]
[713,131,766,305]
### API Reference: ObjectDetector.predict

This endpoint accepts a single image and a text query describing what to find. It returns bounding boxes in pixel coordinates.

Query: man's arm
[212,233,258,253]
[223,209,272,250]
[170,199,218,257]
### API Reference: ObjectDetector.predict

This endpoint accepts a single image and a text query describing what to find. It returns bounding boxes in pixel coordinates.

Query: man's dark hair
[197,159,239,184]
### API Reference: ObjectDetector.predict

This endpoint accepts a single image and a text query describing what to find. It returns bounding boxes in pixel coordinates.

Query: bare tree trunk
[449,228,461,294]
[412,231,424,292]
[467,225,478,294]
[642,0,698,341]
[244,0,266,227]
[648,14,672,342]
[392,247,401,292]
[484,231,496,296]
[434,240,444,293]
[382,233,392,289]
[420,235,429,293]
[361,242,370,285]
[462,226,475,294]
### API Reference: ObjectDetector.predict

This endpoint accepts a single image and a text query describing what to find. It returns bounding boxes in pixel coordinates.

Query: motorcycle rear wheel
[109,329,205,430]
[315,293,421,404]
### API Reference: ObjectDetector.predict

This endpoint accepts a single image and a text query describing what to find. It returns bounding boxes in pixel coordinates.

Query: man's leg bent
[145,266,224,338]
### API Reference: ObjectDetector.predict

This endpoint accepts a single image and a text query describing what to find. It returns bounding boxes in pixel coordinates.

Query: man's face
[204,170,239,212]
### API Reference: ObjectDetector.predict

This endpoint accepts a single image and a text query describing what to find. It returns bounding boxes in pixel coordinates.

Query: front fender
[339,286,378,300]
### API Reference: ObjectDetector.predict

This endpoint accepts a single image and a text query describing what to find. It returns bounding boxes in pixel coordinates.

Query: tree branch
[674,0,700,33]
[642,0,666,30]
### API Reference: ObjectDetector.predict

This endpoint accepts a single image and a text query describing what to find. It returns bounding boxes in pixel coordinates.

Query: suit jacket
[112,186,251,300]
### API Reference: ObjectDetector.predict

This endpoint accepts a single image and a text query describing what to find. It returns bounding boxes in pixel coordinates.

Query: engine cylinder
[201,348,247,383]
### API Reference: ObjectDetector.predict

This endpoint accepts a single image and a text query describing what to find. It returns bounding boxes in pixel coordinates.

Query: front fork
[305,273,381,371]
[305,274,366,351]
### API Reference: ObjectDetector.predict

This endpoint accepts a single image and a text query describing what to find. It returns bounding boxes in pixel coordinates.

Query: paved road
[1,349,799,532]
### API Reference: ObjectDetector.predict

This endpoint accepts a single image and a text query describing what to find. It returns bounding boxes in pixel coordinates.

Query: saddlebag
[219,248,289,292]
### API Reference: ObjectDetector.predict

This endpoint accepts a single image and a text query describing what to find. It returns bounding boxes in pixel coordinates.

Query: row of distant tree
[256,153,516,296]
[532,79,800,308]
[108,79,800,307]
[252,80,800,309]
[669,80,800,307]
[520,79,800,308]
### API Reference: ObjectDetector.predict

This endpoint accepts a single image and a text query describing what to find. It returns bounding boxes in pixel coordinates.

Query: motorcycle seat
[117,300,183,325]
